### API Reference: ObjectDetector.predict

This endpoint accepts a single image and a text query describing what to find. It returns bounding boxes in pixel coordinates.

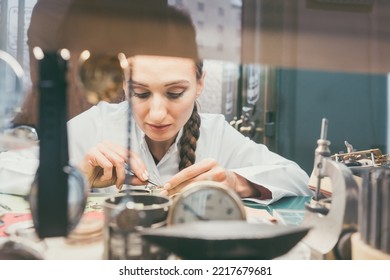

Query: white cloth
[67,101,312,204]
[0,145,39,196]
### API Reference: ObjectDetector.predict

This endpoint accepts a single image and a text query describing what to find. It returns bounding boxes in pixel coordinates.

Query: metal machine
[302,118,359,259]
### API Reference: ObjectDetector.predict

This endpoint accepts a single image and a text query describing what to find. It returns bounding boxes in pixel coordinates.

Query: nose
[148,95,167,123]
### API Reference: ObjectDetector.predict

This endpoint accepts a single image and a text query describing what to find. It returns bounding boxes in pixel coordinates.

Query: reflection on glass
[0,50,36,151]
[77,53,125,105]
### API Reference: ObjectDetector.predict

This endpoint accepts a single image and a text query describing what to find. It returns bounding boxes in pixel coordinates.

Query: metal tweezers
[124,163,159,187]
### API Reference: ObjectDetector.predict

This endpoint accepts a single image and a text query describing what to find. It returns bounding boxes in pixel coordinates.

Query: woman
[65,4,312,204]
[68,51,311,204]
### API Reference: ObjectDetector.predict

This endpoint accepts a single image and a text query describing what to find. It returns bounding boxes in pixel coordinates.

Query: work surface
[0,193,312,260]
[245,196,310,212]
[245,196,311,226]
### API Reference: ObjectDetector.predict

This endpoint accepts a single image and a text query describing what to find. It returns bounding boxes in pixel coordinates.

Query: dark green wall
[276,68,387,175]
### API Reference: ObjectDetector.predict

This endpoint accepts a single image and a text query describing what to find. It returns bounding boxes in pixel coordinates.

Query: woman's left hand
[161,158,257,197]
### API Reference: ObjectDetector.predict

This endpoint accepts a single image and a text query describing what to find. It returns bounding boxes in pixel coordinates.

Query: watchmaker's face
[129,55,204,146]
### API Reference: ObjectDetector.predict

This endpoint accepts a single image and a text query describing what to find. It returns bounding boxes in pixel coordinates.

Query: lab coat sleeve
[67,101,128,167]
[217,119,312,205]
[67,105,101,166]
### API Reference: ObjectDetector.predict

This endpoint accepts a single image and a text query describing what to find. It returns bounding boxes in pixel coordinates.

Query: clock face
[167,181,246,225]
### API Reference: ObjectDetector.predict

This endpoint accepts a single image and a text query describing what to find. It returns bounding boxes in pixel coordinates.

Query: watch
[167,180,246,225]
[104,193,172,260]
[106,193,172,230]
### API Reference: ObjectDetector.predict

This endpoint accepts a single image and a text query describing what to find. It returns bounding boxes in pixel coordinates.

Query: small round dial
[167,181,246,225]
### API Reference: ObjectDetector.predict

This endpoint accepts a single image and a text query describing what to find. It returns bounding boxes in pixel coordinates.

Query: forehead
[130,55,196,81]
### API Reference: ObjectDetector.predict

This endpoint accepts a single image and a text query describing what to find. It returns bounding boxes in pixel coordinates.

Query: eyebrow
[130,80,190,87]
[164,80,190,87]
[130,80,147,87]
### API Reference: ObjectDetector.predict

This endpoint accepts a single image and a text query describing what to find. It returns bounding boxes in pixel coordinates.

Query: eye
[167,87,186,99]
[131,87,150,99]
[132,91,150,99]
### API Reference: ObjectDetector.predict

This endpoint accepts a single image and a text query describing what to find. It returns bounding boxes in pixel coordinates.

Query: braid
[179,103,201,171]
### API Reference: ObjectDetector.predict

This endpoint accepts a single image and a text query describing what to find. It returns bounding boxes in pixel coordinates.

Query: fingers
[129,150,149,182]
[93,142,127,187]
[162,158,230,196]
[80,141,148,189]
[164,158,218,190]
[127,175,148,186]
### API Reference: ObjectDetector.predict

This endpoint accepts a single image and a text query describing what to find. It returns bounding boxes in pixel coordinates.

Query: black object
[30,51,86,238]
[141,220,310,260]
[34,52,69,238]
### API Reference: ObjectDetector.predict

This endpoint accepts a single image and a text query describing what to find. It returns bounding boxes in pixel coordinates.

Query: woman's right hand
[78,141,149,189]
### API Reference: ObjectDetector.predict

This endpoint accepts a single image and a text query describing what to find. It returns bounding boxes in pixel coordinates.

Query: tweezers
[124,163,159,187]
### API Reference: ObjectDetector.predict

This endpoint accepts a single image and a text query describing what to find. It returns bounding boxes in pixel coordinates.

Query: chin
[146,131,178,144]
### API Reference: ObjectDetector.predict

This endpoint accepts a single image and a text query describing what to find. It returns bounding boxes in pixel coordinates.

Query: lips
[147,123,171,132]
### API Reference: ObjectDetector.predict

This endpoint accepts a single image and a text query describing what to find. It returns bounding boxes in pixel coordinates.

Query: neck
[145,135,177,162]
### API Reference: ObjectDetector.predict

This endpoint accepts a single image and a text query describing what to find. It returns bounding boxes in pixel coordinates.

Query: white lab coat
[67,101,312,204]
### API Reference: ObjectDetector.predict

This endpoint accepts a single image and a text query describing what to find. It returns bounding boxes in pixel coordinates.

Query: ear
[122,57,132,99]
[196,70,206,98]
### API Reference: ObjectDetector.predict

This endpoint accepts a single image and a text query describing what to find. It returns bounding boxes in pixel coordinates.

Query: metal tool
[332,141,389,168]
[124,163,159,187]
[359,167,390,254]
[302,118,359,259]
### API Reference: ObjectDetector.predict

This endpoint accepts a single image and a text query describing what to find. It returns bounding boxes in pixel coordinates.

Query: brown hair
[178,61,203,170]
[179,102,201,170]
[179,61,203,168]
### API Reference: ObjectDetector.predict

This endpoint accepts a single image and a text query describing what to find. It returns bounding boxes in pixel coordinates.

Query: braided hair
[178,61,203,171]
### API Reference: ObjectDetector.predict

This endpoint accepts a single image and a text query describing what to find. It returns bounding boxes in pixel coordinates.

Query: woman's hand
[161,158,261,197]
[78,141,149,189]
